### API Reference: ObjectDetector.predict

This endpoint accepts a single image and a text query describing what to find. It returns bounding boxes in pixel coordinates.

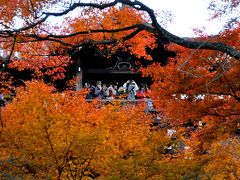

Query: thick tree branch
[43,0,240,60]
[23,24,155,39]
[119,0,240,60]
[42,1,119,17]
[18,26,148,49]
[0,0,239,60]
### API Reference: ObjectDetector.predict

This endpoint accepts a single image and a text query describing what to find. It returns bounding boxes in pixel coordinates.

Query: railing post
[75,57,83,91]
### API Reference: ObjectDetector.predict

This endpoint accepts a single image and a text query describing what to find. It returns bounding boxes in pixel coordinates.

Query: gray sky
[10,0,229,37]
[139,0,226,37]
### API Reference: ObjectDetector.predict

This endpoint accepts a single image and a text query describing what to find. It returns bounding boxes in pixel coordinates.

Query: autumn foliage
[0,0,240,179]
[0,5,156,94]
[0,81,169,179]
[0,78,239,179]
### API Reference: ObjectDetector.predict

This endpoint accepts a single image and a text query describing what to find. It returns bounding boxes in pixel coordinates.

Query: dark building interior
[69,39,176,90]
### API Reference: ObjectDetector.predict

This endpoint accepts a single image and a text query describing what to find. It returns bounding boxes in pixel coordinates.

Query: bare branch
[0,0,239,60]
[42,1,119,17]
[119,0,240,59]
[17,25,148,50]
[0,32,18,72]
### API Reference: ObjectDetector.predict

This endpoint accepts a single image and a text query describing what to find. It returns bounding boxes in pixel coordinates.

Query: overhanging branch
[119,0,240,60]
[0,0,239,60]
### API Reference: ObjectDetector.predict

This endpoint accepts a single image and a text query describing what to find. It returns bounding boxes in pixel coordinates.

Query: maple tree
[3,80,239,179]
[140,24,240,178]
[0,0,240,179]
[0,0,238,93]
[0,81,177,179]
[0,0,239,62]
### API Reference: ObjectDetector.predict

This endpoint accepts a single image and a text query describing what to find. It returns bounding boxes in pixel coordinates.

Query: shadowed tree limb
[0,0,239,60]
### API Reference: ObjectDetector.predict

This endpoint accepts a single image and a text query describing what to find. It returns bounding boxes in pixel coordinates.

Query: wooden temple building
[69,39,176,90]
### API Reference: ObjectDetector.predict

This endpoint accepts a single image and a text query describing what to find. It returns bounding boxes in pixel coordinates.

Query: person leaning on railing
[123,80,139,100]
[106,84,116,100]
[136,83,151,99]
[94,81,106,100]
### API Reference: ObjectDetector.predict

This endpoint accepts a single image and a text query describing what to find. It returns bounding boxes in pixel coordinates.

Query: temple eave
[84,69,141,74]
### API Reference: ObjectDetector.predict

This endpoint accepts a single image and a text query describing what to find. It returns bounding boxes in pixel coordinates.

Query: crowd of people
[84,80,151,101]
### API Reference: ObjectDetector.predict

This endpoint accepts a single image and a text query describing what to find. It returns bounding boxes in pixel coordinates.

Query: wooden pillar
[75,57,83,91]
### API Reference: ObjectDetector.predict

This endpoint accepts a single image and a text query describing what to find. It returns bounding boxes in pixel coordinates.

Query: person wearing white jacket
[123,80,139,100]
